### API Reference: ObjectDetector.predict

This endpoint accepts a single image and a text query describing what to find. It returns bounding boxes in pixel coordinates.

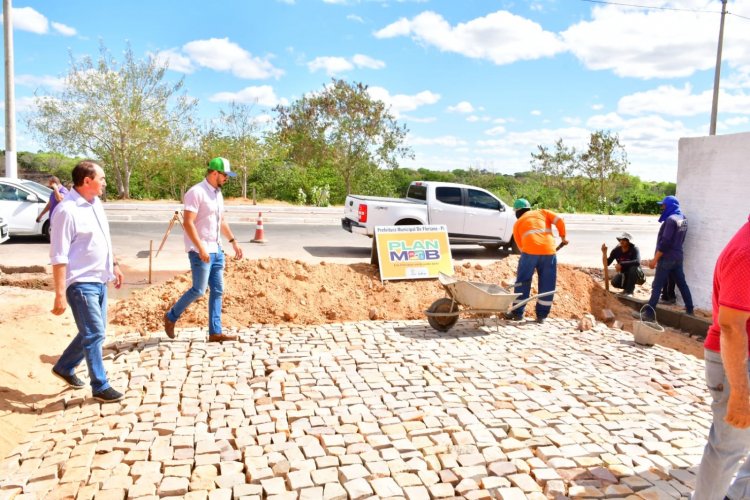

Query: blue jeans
[54,282,110,393]
[512,253,557,319]
[646,257,693,318]
[167,250,225,335]
[694,349,750,500]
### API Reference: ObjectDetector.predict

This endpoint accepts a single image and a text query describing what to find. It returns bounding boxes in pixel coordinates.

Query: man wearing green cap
[506,199,568,323]
[164,157,243,342]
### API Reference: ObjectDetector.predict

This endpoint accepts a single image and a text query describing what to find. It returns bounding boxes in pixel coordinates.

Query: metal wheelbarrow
[424,272,556,331]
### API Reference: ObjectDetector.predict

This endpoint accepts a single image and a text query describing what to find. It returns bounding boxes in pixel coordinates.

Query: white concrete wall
[677,132,750,310]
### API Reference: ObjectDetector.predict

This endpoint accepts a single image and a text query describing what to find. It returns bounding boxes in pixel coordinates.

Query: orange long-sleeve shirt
[513,209,566,255]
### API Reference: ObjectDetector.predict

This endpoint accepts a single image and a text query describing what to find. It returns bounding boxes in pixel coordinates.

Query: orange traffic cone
[251,212,267,243]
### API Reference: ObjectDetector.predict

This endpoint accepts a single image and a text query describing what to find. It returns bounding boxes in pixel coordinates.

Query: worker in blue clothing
[635,195,694,320]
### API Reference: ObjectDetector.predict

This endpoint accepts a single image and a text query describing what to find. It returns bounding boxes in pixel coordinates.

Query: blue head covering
[657,195,682,223]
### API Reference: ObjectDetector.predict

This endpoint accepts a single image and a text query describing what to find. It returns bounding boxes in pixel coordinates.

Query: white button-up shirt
[183,178,224,253]
[49,188,115,289]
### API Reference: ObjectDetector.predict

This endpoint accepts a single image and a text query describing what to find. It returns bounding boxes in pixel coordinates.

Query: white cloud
[561,3,750,79]
[366,86,440,116]
[409,135,468,147]
[447,101,474,113]
[308,56,353,75]
[484,125,506,136]
[724,116,749,126]
[347,14,364,23]
[351,54,385,70]
[401,114,437,123]
[467,115,490,123]
[183,38,283,79]
[209,85,288,107]
[9,6,48,34]
[3,7,77,37]
[151,49,195,74]
[308,54,385,75]
[618,83,750,116]
[591,103,604,111]
[51,21,76,36]
[530,110,542,116]
[374,10,565,65]
[15,74,66,92]
[563,117,582,126]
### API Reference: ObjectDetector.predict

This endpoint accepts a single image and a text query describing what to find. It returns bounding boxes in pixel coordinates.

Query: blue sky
[2,0,750,182]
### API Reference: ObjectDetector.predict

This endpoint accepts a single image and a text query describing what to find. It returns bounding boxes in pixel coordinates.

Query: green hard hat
[513,198,531,210]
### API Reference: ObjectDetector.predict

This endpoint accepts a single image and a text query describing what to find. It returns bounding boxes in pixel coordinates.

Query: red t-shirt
[704,216,750,353]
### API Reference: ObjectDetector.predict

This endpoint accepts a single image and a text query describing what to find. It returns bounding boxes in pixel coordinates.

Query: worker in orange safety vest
[506,198,568,323]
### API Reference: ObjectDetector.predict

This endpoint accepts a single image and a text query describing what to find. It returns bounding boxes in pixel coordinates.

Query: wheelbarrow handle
[508,289,557,312]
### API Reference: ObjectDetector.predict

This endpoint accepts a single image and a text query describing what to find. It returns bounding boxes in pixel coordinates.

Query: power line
[580,0,750,23]
[581,0,719,15]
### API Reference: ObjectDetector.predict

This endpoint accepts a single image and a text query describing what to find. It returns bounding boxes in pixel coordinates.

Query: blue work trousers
[167,250,225,335]
[512,253,557,319]
[646,257,693,317]
[54,282,111,393]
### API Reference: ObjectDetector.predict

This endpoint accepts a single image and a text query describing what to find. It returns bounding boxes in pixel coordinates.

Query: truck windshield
[406,184,427,201]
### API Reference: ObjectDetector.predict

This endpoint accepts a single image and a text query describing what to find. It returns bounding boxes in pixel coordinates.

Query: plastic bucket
[633,305,664,346]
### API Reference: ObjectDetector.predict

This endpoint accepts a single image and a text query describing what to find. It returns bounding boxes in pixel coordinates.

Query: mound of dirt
[111,256,629,335]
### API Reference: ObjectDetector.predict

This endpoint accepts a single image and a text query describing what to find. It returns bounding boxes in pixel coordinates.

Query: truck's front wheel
[502,237,520,255]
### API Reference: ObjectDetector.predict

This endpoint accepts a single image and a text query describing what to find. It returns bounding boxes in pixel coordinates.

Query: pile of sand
[111,256,625,334]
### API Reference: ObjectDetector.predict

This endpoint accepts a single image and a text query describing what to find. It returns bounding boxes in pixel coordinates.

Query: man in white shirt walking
[49,160,124,403]
[164,157,243,342]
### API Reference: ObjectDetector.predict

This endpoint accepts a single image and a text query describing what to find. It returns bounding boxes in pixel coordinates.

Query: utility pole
[3,0,17,177]
[709,0,728,136]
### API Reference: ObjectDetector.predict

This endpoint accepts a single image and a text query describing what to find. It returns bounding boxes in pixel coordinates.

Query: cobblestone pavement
[1,318,709,499]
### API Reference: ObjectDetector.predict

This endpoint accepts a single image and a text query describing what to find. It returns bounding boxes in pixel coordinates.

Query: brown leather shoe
[164,313,176,339]
[208,333,238,343]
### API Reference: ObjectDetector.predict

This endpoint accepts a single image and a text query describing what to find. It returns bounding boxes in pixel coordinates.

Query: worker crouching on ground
[603,232,644,296]
[505,199,568,324]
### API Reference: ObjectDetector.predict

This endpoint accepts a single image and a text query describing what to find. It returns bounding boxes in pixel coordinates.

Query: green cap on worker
[513,198,531,211]
[208,157,237,177]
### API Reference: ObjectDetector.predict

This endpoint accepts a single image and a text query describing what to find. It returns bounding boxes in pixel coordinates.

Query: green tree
[27,43,197,198]
[273,78,413,195]
[216,102,262,199]
[529,139,579,210]
[579,130,629,205]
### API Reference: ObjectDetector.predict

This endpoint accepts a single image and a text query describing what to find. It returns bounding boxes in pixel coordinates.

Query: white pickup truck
[341,181,518,252]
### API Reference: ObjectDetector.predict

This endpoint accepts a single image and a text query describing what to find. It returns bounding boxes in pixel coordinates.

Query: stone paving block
[493,486,529,499]
[92,488,127,500]
[233,483,263,497]
[214,472,246,489]
[508,473,542,493]
[343,477,374,500]
[206,488,232,500]
[428,482,455,498]
[260,477,287,496]
[158,476,189,497]
[322,482,347,500]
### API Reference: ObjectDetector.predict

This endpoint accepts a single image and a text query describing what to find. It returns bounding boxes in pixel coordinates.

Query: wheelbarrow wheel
[427,298,459,332]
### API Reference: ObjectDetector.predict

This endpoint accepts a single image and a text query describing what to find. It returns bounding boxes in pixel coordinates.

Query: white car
[0,177,52,239]
[0,216,9,244]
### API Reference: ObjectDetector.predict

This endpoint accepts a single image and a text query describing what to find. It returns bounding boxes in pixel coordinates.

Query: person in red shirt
[505,199,568,323]
[694,215,750,500]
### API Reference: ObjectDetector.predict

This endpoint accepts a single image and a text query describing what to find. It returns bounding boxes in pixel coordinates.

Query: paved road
[0,220,659,272]
[0,318,706,497]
